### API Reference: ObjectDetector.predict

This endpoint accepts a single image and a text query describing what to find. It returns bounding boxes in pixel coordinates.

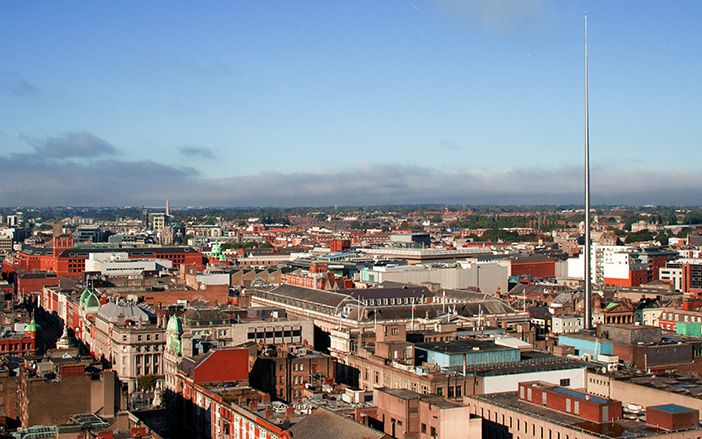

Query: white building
[196,272,230,286]
[85,252,172,276]
[566,245,643,286]
[660,266,683,291]
[477,365,586,394]
[361,261,508,294]
[551,315,584,334]
[635,307,664,327]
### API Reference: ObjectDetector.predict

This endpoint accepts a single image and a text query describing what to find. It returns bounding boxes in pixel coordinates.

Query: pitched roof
[253,284,350,309]
[97,301,149,323]
[287,409,387,439]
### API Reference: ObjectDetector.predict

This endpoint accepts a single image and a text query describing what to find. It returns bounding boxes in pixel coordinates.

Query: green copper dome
[81,289,100,310]
[79,287,91,304]
[25,318,40,333]
[166,315,183,334]
[211,243,227,261]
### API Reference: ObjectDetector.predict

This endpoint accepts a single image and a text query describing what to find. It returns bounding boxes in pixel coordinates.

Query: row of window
[479,406,569,439]
[364,296,420,306]
[123,333,160,342]
[232,414,279,439]
[247,329,302,339]
[420,423,436,436]
[662,312,702,322]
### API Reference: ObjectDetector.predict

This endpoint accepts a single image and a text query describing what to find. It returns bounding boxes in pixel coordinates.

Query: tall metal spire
[583,14,592,330]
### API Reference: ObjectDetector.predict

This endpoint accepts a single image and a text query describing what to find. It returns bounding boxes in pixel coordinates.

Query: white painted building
[195,272,230,286]
[361,261,508,294]
[635,307,664,327]
[660,266,683,291]
[477,365,586,394]
[567,245,643,285]
[551,315,584,334]
[85,252,172,276]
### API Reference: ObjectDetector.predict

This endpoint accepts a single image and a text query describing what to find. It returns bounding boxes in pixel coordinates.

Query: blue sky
[1,1,701,206]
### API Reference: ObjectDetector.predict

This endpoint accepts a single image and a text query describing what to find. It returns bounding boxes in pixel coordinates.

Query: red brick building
[646,405,699,431]
[510,256,556,278]
[4,241,203,279]
[0,327,36,358]
[518,381,622,423]
[604,269,649,287]
[16,272,58,301]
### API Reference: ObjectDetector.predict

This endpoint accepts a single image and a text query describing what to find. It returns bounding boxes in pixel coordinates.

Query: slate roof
[287,409,387,439]
[97,301,149,323]
[252,284,350,309]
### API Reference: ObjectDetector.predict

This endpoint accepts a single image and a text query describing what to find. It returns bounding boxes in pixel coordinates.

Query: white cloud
[0,149,697,206]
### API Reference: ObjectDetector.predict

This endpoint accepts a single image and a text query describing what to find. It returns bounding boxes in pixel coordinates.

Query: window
[560,378,570,387]
[421,423,426,434]
[437,387,443,396]
[430,427,436,436]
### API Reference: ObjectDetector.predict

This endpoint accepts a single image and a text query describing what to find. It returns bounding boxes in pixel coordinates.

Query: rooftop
[415,339,513,354]
[604,371,702,400]
[287,408,386,439]
[472,392,699,439]
[652,404,696,414]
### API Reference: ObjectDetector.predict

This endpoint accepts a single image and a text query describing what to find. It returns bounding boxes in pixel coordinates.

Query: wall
[437,406,480,439]
[23,373,93,426]
[586,371,702,413]
[416,347,520,369]
[479,367,586,394]
[510,259,556,278]
[373,389,420,439]
[558,336,613,357]
[139,284,230,307]
[369,263,507,294]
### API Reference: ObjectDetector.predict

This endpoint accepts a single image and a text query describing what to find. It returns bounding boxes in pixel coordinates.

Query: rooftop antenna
[583,14,593,330]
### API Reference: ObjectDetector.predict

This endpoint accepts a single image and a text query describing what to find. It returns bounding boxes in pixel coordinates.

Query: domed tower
[79,287,91,305]
[166,315,183,356]
[25,318,40,340]
[210,243,227,262]
[81,288,100,312]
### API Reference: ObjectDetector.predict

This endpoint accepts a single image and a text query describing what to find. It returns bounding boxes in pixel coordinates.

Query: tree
[138,375,159,391]
[625,230,654,243]
[655,232,669,246]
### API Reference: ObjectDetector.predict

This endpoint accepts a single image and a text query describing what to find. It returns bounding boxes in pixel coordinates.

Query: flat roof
[376,388,422,400]
[472,392,698,438]
[652,404,696,414]
[476,359,586,377]
[415,339,514,354]
[552,387,608,404]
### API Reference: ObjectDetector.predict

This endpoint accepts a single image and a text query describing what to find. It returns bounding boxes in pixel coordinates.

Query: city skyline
[2,1,701,206]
